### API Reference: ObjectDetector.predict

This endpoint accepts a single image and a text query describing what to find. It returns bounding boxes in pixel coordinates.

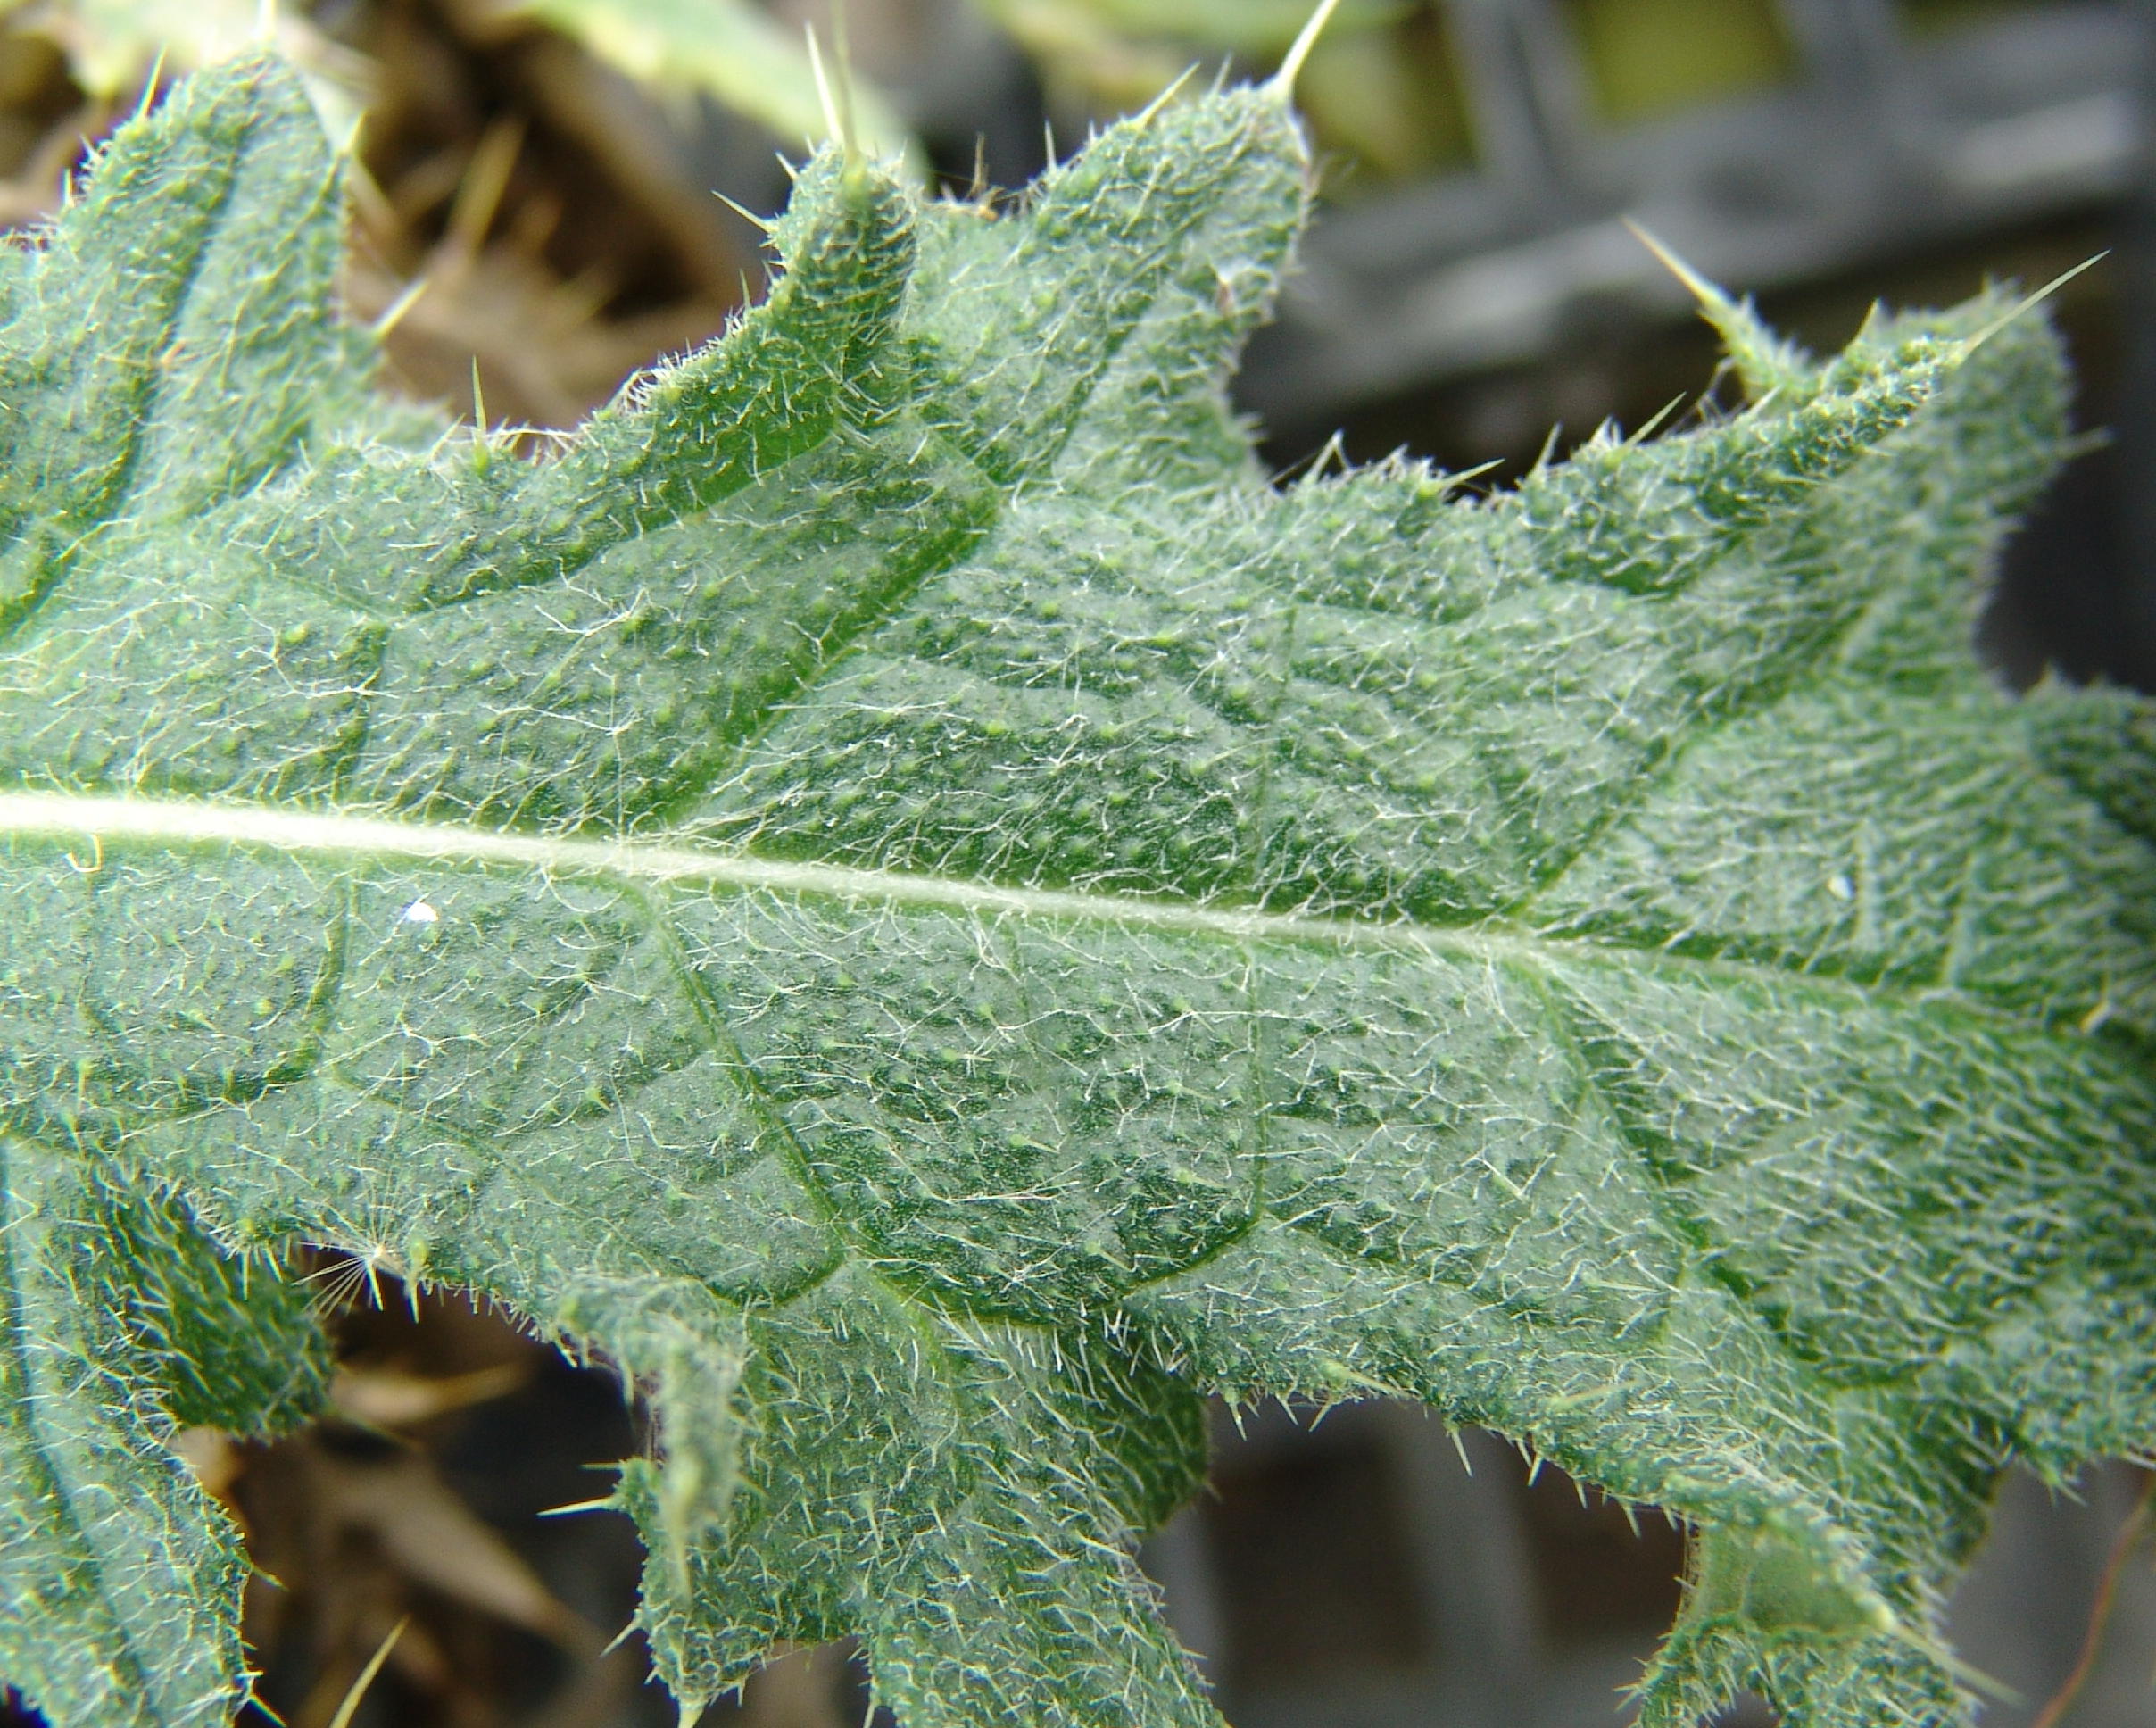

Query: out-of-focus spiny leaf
[508,0,913,161]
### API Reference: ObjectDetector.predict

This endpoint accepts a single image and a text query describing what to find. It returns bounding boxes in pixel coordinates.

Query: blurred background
[0,1,2153,1724]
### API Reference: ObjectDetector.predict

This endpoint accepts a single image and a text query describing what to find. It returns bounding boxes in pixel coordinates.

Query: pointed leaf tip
[1626,217,1819,400]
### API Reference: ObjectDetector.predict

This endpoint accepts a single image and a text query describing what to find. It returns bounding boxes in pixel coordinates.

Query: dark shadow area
[1202,1411,1434,1692]
[229,1265,667,1728]
[1140,1402,1691,1728]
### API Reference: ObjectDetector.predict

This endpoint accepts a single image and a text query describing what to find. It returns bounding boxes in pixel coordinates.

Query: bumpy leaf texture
[1,51,2153,1728]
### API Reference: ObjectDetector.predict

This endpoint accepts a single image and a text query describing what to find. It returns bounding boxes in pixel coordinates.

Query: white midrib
[0,788,1530,965]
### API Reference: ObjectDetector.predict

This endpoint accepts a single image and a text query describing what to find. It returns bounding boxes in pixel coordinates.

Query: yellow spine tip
[368,275,429,342]
[133,47,168,120]
[713,190,775,237]
[1273,0,1348,100]
[1961,252,2106,356]
[1134,63,1199,129]
[803,23,861,170]
[1624,220,1732,314]
[326,1616,408,1728]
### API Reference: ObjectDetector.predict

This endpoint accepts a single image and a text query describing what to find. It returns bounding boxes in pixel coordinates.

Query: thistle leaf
[2,51,2152,1728]
[0,1141,325,1727]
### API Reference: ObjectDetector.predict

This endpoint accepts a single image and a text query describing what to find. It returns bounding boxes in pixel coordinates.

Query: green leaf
[2,49,2153,1728]
[0,1141,325,1727]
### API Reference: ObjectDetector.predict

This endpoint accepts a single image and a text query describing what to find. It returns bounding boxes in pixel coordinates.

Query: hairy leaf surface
[0,1142,324,1725]
[2,52,2154,1728]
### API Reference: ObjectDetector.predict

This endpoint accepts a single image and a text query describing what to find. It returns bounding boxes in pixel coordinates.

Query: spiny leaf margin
[0,45,2151,1728]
